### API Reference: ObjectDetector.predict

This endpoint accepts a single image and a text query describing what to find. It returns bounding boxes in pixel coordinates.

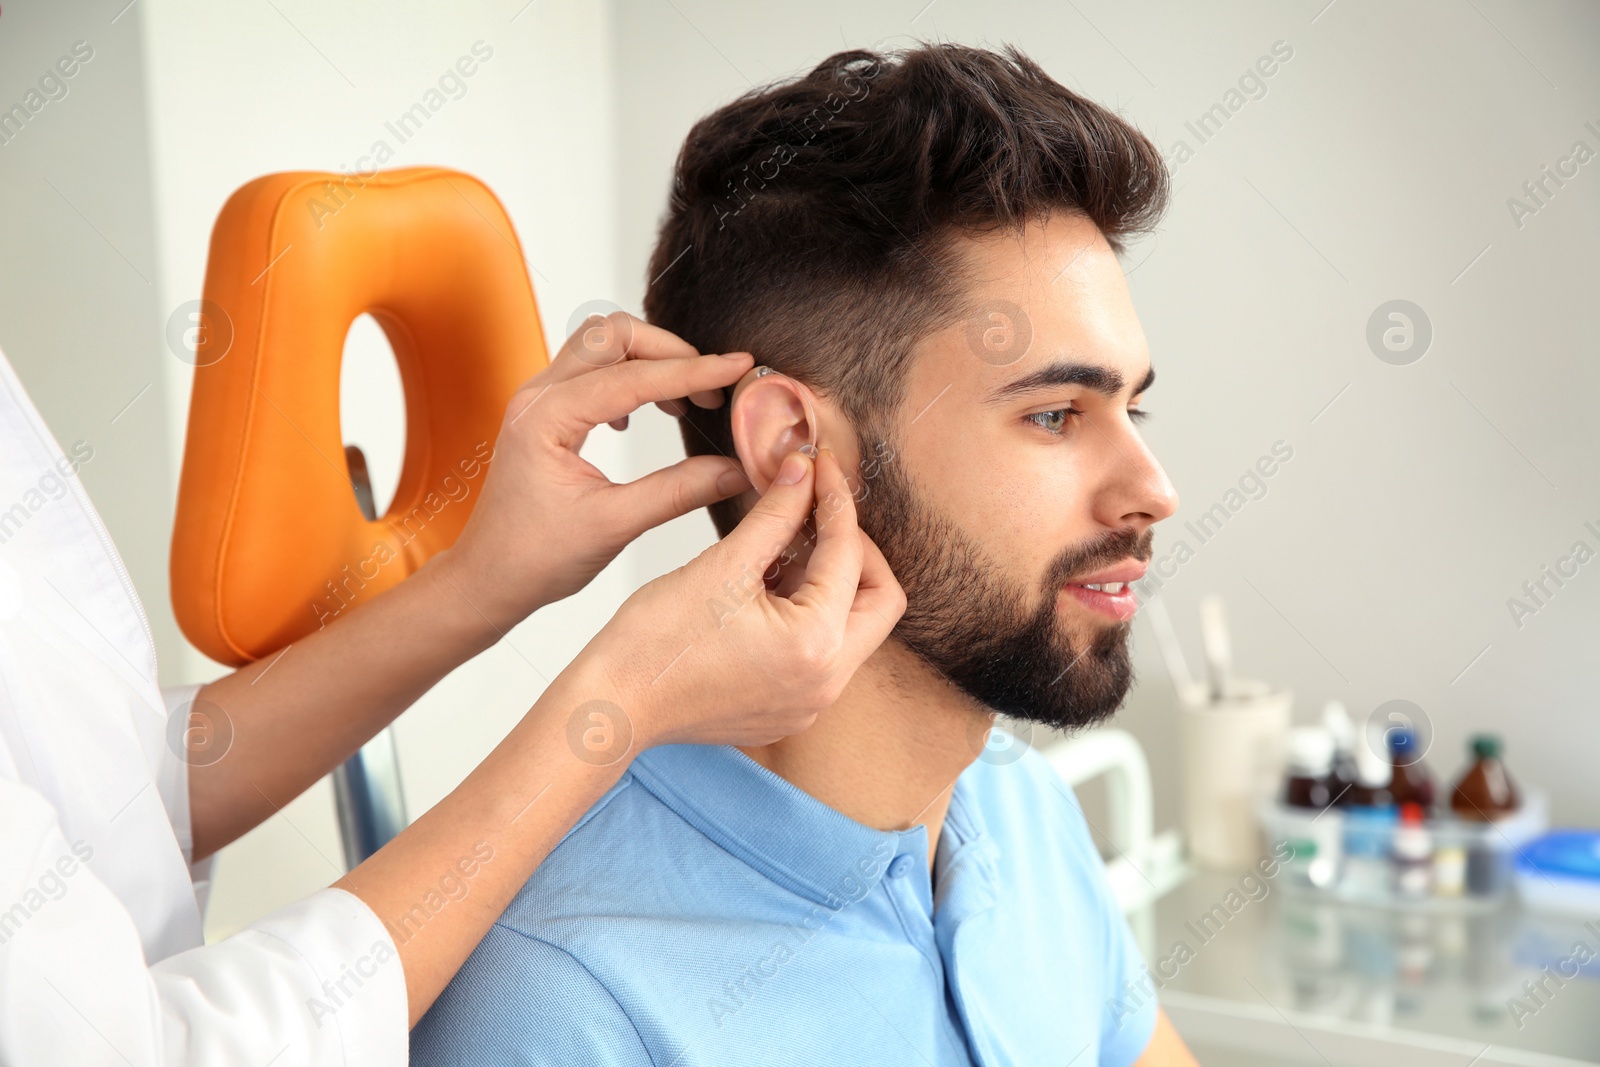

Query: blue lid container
[1515,830,1600,915]
[1517,830,1600,881]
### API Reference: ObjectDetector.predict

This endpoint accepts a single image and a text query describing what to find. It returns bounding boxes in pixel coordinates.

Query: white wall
[3,0,637,943]
[135,0,632,938]
[3,0,1595,943]
[0,1,180,667]
[609,0,1600,834]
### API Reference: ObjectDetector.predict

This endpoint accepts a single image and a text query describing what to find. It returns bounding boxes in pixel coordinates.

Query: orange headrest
[171,167,546,666]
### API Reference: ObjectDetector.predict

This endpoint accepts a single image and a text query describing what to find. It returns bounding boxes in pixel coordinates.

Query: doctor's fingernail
[775,452,809,485]
[720,349,753,359]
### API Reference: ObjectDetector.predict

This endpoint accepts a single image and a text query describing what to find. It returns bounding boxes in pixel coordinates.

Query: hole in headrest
[340,313,406,519]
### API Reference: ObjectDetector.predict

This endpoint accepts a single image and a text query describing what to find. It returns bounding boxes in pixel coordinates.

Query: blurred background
[1,1,1596,1062]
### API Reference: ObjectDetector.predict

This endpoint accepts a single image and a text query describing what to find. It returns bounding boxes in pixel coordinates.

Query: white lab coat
[0,347,407,1066]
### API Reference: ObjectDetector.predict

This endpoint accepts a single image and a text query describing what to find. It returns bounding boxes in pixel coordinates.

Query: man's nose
[1101,427,1177,530]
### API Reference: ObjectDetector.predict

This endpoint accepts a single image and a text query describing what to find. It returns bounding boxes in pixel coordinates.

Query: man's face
[843,211,1179,728]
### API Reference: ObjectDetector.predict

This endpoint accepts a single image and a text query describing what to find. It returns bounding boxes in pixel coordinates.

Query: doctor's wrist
[418,547,531,651]
[526,642,665,763]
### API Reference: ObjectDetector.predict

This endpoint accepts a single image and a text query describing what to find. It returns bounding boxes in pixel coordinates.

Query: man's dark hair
[643,42,1169,535]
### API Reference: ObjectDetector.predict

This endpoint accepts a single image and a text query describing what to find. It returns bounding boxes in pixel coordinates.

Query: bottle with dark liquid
[1285,726,1336,811]
[1342,742,1396,898]
[1279,727,1343,888]
[1322,701,1358,805]
[1450,734,1520,821]
[1452,734,1521,897]
[1387,726,1436,813]
[1345,745,1393,808]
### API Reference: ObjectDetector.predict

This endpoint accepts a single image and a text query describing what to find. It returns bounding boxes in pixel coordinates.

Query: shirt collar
[934,762,1000,923]
[631,744,904,907]
[631,744,1000,911]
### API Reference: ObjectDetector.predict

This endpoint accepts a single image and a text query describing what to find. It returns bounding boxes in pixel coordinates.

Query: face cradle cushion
[171,168,547,666]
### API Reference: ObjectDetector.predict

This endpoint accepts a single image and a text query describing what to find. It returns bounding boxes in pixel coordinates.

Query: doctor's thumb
[715,449,815,571]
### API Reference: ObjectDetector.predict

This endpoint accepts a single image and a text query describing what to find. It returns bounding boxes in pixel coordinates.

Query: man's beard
[853,436,1152,732]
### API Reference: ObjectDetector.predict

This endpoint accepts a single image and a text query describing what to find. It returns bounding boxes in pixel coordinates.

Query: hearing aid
[729,364,819,455]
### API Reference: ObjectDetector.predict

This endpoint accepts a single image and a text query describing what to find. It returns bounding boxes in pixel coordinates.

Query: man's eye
[1129,407,1151,423]
[1026,408,1079,434]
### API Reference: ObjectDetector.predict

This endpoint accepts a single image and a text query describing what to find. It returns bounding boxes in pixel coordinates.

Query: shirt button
[888,854,916,879]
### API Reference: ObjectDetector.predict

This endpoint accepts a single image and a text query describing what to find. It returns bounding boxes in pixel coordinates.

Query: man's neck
[738,639,991,871]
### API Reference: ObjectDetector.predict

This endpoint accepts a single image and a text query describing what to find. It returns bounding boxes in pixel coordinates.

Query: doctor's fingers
[841,529,904,658]
[703,452,895,712]
[705,449,816,585]
[601,455,751,544]
[787,452,904,648]
[786,450,864,615]
[522,311,730,413]
[537,352,754,448]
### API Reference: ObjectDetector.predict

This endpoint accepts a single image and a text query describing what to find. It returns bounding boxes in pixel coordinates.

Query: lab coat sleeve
[156,683,211,892]
[0,774,409,1067]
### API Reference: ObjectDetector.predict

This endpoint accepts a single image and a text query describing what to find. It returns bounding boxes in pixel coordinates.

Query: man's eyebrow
[985,361,1155,403]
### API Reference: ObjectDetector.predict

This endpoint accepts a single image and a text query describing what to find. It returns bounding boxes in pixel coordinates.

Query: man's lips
[1062,560,1147,622]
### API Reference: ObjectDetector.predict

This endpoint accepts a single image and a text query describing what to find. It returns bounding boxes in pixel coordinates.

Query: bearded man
[413,41,1195,1067]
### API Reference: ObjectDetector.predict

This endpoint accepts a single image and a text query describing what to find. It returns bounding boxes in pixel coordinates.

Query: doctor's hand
[433,311,754,634]
[568,447,906,749]
[329,449,897,1029]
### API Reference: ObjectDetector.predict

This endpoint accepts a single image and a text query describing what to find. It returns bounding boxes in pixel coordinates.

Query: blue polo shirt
[412,742,1156,1066]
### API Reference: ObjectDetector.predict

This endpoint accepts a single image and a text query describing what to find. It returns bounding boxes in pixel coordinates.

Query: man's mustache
[1048,528,1154,587]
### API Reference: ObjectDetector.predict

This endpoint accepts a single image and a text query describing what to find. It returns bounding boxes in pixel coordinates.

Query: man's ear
[729,368,819,491]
